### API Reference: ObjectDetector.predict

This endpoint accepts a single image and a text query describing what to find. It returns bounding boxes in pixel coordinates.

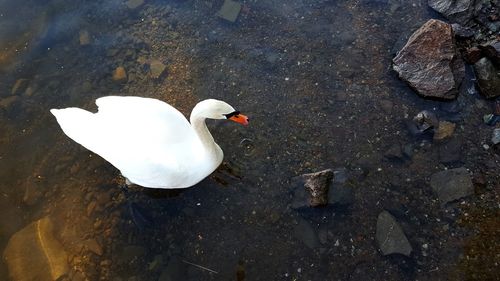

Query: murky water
[1,0,498,280]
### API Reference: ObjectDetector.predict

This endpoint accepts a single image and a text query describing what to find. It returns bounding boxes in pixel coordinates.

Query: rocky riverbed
[0,0,498,280]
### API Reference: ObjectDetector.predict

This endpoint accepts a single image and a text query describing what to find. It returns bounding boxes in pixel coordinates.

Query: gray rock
[430,167,474,204]
[294,218,319,249]
[302,169,333,207]
[376,211,412,256]
[3,217,69,281]
[451,23,475,39]
[479,40,500,67]
[492,128,500,145]
[126,0,145,10]
[428,0,477,25]
[393,19,465,100]
[158,256,187,281]
[439,137,463,163]
[473,57,500,99]
[217,0,241,22]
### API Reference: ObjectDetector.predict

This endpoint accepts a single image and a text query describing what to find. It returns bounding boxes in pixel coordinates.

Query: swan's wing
[51,96,199,186]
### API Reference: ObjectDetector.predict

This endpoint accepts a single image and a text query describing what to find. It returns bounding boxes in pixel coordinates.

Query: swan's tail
[50,108,98,149]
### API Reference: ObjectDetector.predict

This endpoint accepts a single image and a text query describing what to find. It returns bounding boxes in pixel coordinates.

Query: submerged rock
[302,169,333,207]
[217,0,242,22]
[433,121,456,142]
[430,167,474,204]
[428,0,478,24]
[492,128,500,145]
[4,217,69,281]
[112,66,127,82]
[376,211,412,256]
[393,19,464,100]
[473,57,500,99]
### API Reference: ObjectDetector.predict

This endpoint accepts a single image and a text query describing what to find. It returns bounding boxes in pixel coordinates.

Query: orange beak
[229,114,249,126]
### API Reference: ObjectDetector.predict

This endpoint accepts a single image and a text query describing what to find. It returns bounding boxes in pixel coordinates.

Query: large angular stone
[473,57,500,99]
[376,211,412,256]
[430,167,474,204]
[393,19,465,100]
[4,217,69,281]
[428,0,478,25]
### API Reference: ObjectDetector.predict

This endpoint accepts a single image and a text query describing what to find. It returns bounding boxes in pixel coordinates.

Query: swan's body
[50,96,248,189]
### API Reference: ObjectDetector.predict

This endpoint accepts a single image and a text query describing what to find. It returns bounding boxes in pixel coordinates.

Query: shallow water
[0,0,498,280]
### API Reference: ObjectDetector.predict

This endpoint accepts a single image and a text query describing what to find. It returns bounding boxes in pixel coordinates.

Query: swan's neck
[190,115,222,161]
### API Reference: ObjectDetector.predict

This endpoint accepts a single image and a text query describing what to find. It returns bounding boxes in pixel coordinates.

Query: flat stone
[473,57,500,99]
[438,137,462,163]
[217,0,242,22]
[4,217,69,281]
[294,218,319,249]
[149,60,167,79]
[113,66,127,82]
[22,180,43,206]
[0,95,19,109]
[158,256,187,281]
[79,30,90,45]
[83,239,103,256]
[433,121,456,142]
[126,0,144,10]
[11,79,29,95]
[393,19,464,100]
[376,211,412,256]
[430,167,474,204]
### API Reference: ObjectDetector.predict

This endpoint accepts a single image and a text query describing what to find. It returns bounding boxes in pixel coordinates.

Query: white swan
[50,96,249,189]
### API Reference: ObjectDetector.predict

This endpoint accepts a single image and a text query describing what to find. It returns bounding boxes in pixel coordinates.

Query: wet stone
[0,96,19,109]
[439,137,462,163]
[126,0,145,10]
[11,78,29,95]
[4,217,69,281]
[302,169,333,207]
[113,66,127,82]
[430,167,474,204]
[384,143,403,160]
[393,19,464,100]
[492,128,500,145]
[79,30,90,45]
[376,211,412,256]
[294,218,319,249]
[428,0,477,24]
[150,60,167,79]
[473,57,500,99]
[433,121,456,142]
[217,0,242,22]
[83,239,103,256]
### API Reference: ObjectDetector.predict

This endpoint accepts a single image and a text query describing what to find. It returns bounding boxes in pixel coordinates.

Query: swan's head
[194,99,249,125]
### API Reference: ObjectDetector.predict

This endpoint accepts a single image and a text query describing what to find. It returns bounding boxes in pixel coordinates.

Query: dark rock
[158,256,187,281]
[451,23,475,39]
[328,183,354,206]
[479,40,500,67]
[302,169,333,207]
[430,167,474,204]
[428,0,477,25]
[22,180,43,206]
[393,19,465,100]
[384,143,403,160]
[376,211,412,256]
[438,137,463,163]
[463,47,483,64]
[483,113,500,126]
[474,57,500,98]
[294,218,319,249]
[412,110,439,133]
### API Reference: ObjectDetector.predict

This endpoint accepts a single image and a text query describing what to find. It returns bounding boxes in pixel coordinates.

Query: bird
[50,96,249,189]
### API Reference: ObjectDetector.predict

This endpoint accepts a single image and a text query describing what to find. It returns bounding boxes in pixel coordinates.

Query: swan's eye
[224,111,240,119]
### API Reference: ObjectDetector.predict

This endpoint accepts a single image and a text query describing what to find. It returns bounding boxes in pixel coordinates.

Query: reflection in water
[0,0,498,280]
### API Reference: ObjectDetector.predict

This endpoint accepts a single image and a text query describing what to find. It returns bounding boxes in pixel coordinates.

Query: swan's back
[51,96,203,187]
